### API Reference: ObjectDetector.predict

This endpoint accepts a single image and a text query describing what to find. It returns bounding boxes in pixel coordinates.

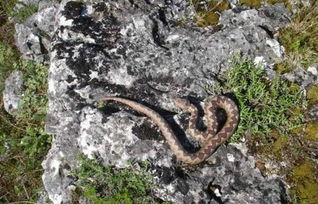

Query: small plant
[0,43,19,91]
[72,155,163,203]
[19,61,48,119]
[207,55,306,141]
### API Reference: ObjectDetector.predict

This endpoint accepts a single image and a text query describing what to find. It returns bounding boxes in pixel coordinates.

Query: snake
[100,96,239,164]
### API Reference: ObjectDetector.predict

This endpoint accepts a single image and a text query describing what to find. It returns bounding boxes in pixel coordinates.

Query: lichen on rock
[10,0,307,203]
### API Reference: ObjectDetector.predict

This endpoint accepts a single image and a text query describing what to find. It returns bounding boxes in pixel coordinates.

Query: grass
[19,61,48,119]
[0,0,38,24]
[72,155,166,203]
[0,1,51,202]
[14,4,38,23]
[207,55,305,142]
[0,58,51,202]
[277,2,318,73]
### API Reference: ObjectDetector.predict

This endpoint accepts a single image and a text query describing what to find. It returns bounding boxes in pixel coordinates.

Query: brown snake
[101,96,239,164]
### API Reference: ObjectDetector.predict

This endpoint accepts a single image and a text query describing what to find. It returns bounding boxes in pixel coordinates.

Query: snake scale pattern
[101,96,239,164]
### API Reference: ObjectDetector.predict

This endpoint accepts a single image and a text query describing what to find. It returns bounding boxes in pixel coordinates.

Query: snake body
[101,96,239,164]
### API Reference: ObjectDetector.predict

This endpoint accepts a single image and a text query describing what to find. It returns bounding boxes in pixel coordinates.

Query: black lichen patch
[64,44,107,86]
[176,179,190,195]
[132,120,163,141]
[62,2,121,46]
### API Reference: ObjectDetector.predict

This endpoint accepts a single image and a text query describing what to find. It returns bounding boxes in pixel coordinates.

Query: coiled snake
[101,96,239,164]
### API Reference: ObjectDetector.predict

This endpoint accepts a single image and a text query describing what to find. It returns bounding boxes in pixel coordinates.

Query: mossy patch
[191,0,230,27]
[289,160,318,204]
[272,134,289,154]
[273,61,294,74]
[304,122,318,141]
[240,0,262,8]
[307,84,318,105]
[266,0,288,4]
[195,11,220,27]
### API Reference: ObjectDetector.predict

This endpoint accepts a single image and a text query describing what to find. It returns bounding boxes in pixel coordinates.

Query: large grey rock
[36,0,292,203]
[3,70,24,115]
[14,0,59,63]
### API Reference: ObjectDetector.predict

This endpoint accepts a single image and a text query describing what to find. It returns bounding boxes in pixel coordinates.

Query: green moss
[207,0,230,11]
[304,122,318,141]
[307,84,318,105]
[290,160,318,204]
[266,0,288,4]
[195,11,220,27]
[240,0,262,8]
[273,61,294,74]
[272,135,289,154]
[209,55,306,141]
[72,155,166,203]
[191,0,230,27]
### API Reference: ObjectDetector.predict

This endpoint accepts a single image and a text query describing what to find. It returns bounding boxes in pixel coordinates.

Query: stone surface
[3,70,24,115]
[14,0,59,63]
[11,0,295,203]
[283,67,318,88]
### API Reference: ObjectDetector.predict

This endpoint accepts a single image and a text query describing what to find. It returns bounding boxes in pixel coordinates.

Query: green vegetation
[0,0,38,24]
[0,1,50,202]
[0,43,19,91]
[240,0,262,8]
[19,61,48,119]
[307,84,318,105]
[0,58,50,202]
[207,55,318,203]
[278,2,318,72]
[208,55,305,141]
[72,155,165,203]
[289,160,318,204]
[12,4,38,23]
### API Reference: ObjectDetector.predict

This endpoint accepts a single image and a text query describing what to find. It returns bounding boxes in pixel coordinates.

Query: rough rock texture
[3,70,24,115]
[15,0,59,64]
[16,0,295,203]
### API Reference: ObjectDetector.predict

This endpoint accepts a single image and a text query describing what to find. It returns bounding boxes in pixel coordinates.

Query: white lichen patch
[308,66,318,76]
[254,56,267,68]
[59,16,73,26]
[78,107,141,168]
[227,153,235,162]
[107,67,136,87]
[266,39,284,58]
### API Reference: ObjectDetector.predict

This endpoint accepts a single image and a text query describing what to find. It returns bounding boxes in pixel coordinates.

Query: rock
[14,0,59,63]
[283,67,318,88]
[3,70,24,115]
[30,0,293,203]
